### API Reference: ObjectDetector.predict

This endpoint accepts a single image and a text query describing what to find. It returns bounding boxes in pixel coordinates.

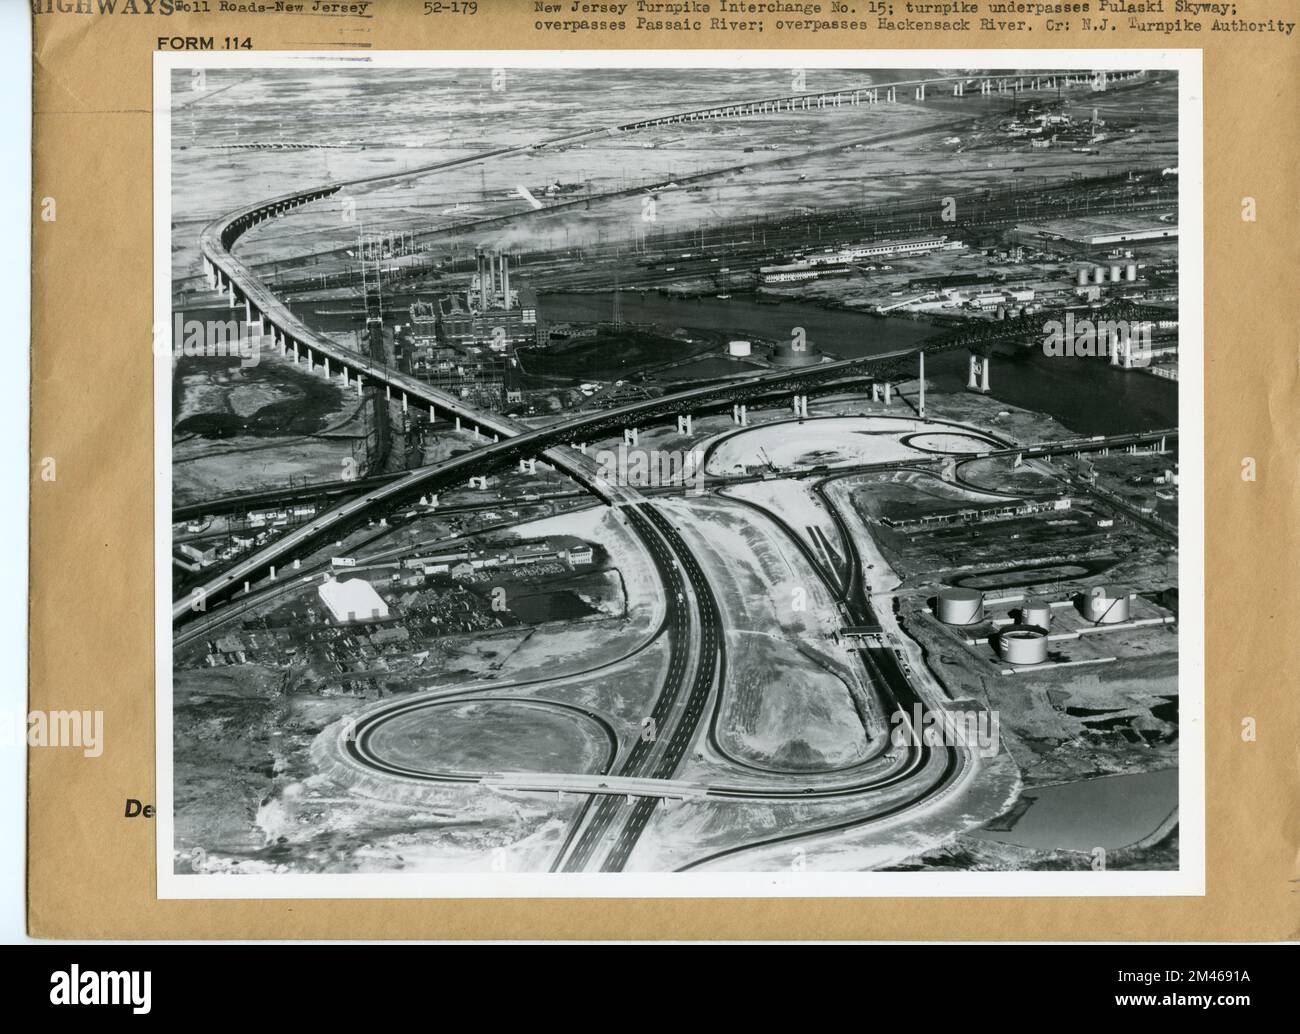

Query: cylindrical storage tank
[998,624,1049,665]
[1021,601,1052,628]
[1110,264,1122,282]
[770,338,821,367]
[728,339,752,357]
[936,588,984,625]
[1125,263,1138,281]
[1080,587,1131,624]
[1093,266,1106,284]
[1076,268,1089,287]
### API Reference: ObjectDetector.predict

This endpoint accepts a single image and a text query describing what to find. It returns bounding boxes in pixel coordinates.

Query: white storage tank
[1080,586,1131,624]
[998,624,1049,665]
[1021,600,1053,628]
[936,587,984,625]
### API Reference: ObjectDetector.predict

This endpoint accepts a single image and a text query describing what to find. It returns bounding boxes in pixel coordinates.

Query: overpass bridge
[481,773,708,801]
[616,70,1148,130]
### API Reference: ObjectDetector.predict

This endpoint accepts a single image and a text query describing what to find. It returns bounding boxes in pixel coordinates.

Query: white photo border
[154,48,1204,900]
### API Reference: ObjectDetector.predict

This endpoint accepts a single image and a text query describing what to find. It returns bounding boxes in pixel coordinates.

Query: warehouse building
[318,577,390,624]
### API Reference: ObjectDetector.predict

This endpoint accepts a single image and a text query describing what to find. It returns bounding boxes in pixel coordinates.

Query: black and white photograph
[157,51,1202,895]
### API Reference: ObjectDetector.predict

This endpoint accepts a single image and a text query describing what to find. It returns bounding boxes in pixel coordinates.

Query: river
[541,291,1178,435]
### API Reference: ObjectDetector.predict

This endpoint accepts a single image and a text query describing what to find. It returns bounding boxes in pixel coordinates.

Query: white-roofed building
[318,577,390,624]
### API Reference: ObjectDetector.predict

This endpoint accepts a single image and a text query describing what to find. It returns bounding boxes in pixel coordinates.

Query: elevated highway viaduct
[171,344,932,623]
[616,70,1150,129]
[181,67,1169,622]
[171,330,1176,625]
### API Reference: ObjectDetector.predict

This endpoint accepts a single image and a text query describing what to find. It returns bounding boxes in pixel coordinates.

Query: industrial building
[759,261,852,284]
[405,247,536,405]
[838,235,958,261]
[1012,217,1178,252]
[760,235,959,283]
[319,577,390,624]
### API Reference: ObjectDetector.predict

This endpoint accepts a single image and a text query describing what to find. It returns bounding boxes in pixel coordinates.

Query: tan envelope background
[28,0,1300,939]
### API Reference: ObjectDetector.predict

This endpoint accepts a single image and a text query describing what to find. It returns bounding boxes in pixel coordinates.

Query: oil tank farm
[997,624,1049,665]
[1021,600,1053,628]
[1079,586,1132,624]
[936,587,984,625]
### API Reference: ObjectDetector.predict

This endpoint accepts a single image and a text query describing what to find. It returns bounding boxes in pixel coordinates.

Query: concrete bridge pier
[918,351,926,419]
[356,374,364,397]
[624,427,639,446]
[871,383,880,403]
[883,382,893,406]
[887,87,896,102]
[227,282,237,308]
[519,457,537,475]
[732,403,749,425]
[455,416,461,431]
[469,476,488,490]
[292,342,300,364]
[324,357,330,379]
[401,392,407,413]
[677,413,693,435]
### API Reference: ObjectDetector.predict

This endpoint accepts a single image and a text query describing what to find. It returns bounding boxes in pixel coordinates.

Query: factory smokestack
[489,251,498,305]
[475,248,487,311]
[501,253,511,310]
